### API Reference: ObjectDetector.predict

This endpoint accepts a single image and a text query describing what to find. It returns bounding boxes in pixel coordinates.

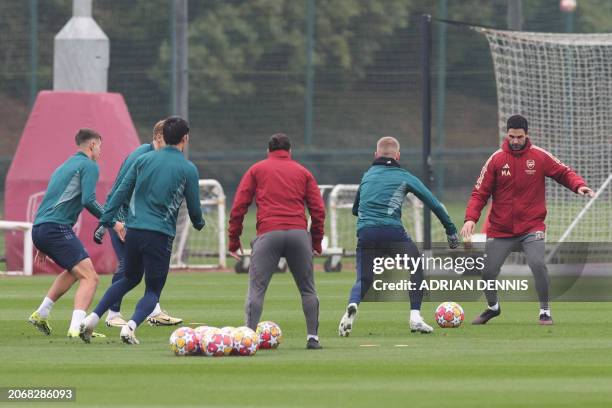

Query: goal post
[0,220,34,276]
[171,179,226,270]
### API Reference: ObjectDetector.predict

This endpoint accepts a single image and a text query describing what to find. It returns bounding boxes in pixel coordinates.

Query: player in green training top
[338,136,459,336]
[95,119,183,328]
[80,117,204,345]
[28,128,124,339]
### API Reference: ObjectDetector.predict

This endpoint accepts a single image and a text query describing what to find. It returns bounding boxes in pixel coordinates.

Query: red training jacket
[228,150,326,252]
[465,138,586,238]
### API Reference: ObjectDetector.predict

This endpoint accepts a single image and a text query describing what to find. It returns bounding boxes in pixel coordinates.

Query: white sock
[148,303,162,318]
[85,313,100,328]
[36,297,55,318]
[107,310,122,320]
[127,320,137,331]
[69,310,87,332]
[410,309,422,321]
[488,303,500,311]
[540,308,551,316]
[307,335,319,341]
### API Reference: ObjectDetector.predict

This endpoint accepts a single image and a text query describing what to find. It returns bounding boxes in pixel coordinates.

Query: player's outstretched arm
[463,153,496,240]
[305,173,326,255]
[228,168,256,260]
[184,164,205,231]
[541,148,595,197]
[404,173,458,247]
[99,158,138,229]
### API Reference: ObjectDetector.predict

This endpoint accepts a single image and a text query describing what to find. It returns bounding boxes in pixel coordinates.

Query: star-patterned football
[435,302,464,328]
[202,328,234,357]
[256,321,283,349]
[232,326,259,356]
[220,327,239,355]
[169,327,199,356]
[194,325,215,354]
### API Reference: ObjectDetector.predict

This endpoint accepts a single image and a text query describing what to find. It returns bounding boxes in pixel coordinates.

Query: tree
[149,0,415,106]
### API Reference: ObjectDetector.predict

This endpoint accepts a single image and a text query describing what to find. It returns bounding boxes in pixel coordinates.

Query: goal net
[171,179,226,269]
[481,29,612,242]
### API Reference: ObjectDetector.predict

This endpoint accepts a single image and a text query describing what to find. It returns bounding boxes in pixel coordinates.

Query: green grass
[1,272,612,407]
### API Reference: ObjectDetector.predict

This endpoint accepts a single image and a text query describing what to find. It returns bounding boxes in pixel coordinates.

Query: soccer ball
[435,302,465,328]
[220,326,236,336]
[202,328,234,357]
[256,321,283,349]
[169,327,199,356]
[232,326,259,356]
[194,325,214,354]
[220,326,238,355]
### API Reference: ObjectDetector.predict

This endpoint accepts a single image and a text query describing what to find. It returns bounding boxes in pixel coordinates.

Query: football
[435,302,465,328]
[194,325,214,354]
[202,327,234,357]
[169,327,199,356]
[232,326,259,356]
[256,321,283,349]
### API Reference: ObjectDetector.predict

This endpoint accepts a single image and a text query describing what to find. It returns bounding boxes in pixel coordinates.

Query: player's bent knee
[71,258,99,283]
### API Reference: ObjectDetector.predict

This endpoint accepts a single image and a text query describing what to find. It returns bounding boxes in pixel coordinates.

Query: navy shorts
[32,223,89,271]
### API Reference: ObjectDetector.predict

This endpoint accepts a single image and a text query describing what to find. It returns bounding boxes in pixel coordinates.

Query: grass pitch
[1,271,612,408]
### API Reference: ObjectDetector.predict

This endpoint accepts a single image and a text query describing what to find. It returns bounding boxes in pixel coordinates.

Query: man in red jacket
[461,115,594,325]
[228,133,325,349]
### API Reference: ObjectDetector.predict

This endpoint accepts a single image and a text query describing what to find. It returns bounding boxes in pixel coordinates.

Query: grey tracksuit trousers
[482,232,550,309]
[245,229,319,336]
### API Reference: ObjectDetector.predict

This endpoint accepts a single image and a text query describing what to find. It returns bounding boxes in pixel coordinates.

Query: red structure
[4,91,141,274]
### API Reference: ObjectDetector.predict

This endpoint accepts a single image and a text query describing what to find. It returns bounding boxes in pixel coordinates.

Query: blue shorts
[32,223,89,271]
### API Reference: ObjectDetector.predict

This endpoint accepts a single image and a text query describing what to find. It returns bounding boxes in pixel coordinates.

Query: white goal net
[171,179,226,269]
[482,29,612,242]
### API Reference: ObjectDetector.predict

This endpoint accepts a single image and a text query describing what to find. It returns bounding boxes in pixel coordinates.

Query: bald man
[338,136,458,336]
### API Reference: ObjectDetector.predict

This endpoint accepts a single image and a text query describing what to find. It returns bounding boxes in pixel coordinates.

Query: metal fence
[0,0,592,209]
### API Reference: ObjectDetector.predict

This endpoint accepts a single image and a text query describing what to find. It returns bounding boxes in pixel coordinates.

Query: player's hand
[113,222,126,242]
[447,233,460,249]
[93,225,106,244]
[229,245,243,261]
[577,186,595,198]
[313,249,321,256]
[460,221,476,241]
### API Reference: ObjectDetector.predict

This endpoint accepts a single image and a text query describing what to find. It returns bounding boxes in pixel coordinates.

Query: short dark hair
[163,116,190,145]
[268,133,291,152]
[506,115,528,133]
[75,128,102,145]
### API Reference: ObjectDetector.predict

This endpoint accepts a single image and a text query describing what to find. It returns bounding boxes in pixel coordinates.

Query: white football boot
[409,314,434,334]
[120,325,140,345]
[338,303,358,337]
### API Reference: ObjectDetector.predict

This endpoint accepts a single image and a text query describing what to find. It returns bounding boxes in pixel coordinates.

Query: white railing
[0,220,34,275]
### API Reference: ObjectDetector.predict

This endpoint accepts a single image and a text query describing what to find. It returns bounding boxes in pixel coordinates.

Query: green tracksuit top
[353,157,456,235]
[104,143,154,223]
[34,151,103,227]
[100,146,205,237]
